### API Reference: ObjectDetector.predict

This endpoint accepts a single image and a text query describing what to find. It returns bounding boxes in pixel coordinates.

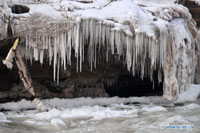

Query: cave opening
[0,39,20,92]
[0,39,163,101]
[102,71,163,97]
[24,45,164,98]
[11,5,30,14]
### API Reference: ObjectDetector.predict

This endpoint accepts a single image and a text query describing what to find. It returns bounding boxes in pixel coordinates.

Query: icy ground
[0,84,200,133]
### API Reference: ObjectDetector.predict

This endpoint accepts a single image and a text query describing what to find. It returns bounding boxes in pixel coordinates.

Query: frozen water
[0,96,200,132]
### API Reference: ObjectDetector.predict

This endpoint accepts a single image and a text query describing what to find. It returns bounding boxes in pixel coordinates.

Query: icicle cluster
[20,17,169,84]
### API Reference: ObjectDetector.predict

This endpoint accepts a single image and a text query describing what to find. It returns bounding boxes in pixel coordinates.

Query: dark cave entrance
[0,39,20,92]
[26,48,164,98]
[0,40,163,101]
[10,5,30,14]
[102,71,163,97]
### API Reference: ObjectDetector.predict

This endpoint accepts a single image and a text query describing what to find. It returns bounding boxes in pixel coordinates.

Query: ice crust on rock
[1,0,199,100]
[19,0,171,84]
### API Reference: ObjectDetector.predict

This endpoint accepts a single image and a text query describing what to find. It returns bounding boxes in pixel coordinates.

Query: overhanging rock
[0,0,199,100]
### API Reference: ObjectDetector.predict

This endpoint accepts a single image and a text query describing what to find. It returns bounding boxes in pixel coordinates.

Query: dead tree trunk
[15,50,48,112]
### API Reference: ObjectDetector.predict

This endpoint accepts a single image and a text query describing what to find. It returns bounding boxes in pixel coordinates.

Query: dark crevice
[11,5,30,14]
[103,72,163,97]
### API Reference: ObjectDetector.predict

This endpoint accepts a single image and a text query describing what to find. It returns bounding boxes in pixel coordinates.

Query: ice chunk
[51,118,66,127]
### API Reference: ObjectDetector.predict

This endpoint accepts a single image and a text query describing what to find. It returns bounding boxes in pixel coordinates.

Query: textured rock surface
[178,0,200,27]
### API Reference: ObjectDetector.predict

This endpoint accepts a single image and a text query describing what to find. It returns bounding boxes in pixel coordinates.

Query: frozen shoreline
[0,84,199,111]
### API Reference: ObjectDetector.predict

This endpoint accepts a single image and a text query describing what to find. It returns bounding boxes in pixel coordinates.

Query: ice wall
[1,0,198,100]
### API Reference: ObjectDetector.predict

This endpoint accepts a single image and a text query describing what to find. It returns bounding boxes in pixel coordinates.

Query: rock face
[0,0,199,101]
[178,0,200,27]
[178,0,200,84]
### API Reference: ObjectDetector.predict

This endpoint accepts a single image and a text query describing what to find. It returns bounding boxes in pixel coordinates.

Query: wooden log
[15,50,48,112]
[15,50,36,96]
[2,38,49,111]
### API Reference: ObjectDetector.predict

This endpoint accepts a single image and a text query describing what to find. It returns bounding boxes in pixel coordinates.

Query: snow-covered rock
[0,0,199,100]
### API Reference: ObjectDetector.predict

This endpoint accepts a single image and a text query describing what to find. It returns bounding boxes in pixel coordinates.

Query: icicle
[48,37,53,65]
[33,47,39,61]
[79,28,83,72]
[39,49,44,65]
[57,53,60,84]
[67,30,72,66]
[53,37,58,82]
[158,68,162,84]
[75,18,81,73]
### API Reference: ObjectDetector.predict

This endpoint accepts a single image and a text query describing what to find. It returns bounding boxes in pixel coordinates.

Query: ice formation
[0,0,199,100]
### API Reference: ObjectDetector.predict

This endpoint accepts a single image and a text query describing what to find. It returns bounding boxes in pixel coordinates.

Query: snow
[0,99,36,111]
[160,115,190,126]
[176,103,200,110]
[188,0,200,5]
[0,85,199,111]
[24,119,49,126]
[140,105,167,113]
[34,108,61,120]
[176,84,200,103]
[60,105,137,120]
[51,118,66,127]
[0,96,168,111]
[0,112,10,123]
[133,0,177,6]
[0,95,199,132]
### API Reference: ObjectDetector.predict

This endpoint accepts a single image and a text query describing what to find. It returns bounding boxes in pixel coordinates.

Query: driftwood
[15,50,36,96]
[15,50,48,112]
[2,38,48,112]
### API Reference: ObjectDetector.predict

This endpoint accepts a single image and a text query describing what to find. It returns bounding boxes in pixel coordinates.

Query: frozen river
[0,96,200,133]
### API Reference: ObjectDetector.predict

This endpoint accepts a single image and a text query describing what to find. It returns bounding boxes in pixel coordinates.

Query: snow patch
[51,118,66,127]
[0,96,167,111]
[24,119,49,126]
[34,108,61,120]
[140,105,167,113]
[176,84,200,103]
[0,99,35,111]
[60,105,137,120]
[0,112,10,123]
[161,115,190,126]
[176,103,200,110]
